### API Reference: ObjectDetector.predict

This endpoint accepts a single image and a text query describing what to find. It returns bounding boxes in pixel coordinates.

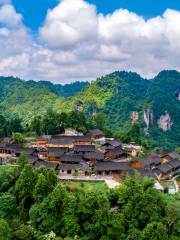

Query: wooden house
[73,136,91,145]
[105,146,128,160]
[59,154,83,164]
[94,161,130,176]
[36,137,49,147]
[27,155,39,166]
[59,163,88,175]
[83,151,105,165]
[34,160,59,171]
[87,129,105,140]
[130,156,162,170]
[98,140,122,153]
[74,144,95,154]
[47,147,69,162]
[161,152,180,163]
[168,159,180,174]
[157,163,174,179]
[46,137,74,148]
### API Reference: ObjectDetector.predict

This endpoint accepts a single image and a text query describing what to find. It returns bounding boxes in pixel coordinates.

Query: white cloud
[0,4,22,26]
[1,0,180,83]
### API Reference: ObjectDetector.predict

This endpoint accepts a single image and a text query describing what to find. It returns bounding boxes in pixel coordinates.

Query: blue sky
[12,0,180,31]
[0,0,180,83]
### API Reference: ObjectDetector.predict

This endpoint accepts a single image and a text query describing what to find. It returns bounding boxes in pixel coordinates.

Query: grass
[64,181,109,192]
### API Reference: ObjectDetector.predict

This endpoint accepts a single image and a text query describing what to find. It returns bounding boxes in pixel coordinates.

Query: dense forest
[0,70,180,149]
[0,154,180,240]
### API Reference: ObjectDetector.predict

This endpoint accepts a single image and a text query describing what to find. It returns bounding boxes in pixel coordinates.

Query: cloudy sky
[0,0,180,83]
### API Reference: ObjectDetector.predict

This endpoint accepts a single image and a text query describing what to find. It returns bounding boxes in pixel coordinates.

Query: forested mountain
[0,71,179,148]
[0,77,88,123]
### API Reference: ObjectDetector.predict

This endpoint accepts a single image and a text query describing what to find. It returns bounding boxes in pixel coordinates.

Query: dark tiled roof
[108,146,126,155]
[73,136,91,142]
[169,159,180,168]
[34,160,59,169]
[84,152,104,161]
[94,161,130,171]
[167,152,180,159]
[158,164,173,173]
[138,155,161,166]
[60,154,82,163]
[48,137,74,145]
[28,155,39,164]
[74,144,95,152]
[59,163,87,171]
[88,129,104,137]
[0,143,6,148]
[48,147,69,157]
[103,140,122,148]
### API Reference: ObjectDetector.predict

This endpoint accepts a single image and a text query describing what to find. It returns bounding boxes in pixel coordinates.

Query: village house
[83,151,105,165]
[59,154,83,164]
[161,152,180,163]
[47,147,69,162]
[87,129,105,143]
[36,136,50,148]
[157,163,174,179]
[59,162,88,175]
[98,140,122,153]
[94,161,130,176]
[34,159,59,171]
[74,144,96,154]
[46,136,74,148]
[73,135,91,145]
[130,155,162,170]
[105,146,128,160]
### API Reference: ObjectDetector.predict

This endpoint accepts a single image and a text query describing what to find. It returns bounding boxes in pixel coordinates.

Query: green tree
[30,184,67,235]
[33,173,48,203]
[0,219,11,240]
[17,153,28,171]
[141,222,168,240]
[15,164,35,220]
[30,116,43,136]
[13,224,35,240]
[12,132,25,144]
[0,193,17,220]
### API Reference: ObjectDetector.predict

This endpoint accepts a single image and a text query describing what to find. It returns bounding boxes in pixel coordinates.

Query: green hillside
[0,77,88,124]
[0,71,179,148]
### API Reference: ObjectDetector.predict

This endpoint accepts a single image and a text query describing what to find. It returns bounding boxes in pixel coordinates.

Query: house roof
[48,147,69,157]
[138,155,161,166]
[88,129,104,137]
[94,161,130,171]
[60,154,83,163]
[84,152,104,161]
[103,140,122,148]
[74,144,95,152]
[48,137,74,145]
[28,155,39,164]
[73,136,91,142]
[107,146,126,155]
[59,163,87,171]
[34,160,59,169]
[158,163,173,173]
[169,159,180,168]
[166,152,180,159]
[0,143,7,148]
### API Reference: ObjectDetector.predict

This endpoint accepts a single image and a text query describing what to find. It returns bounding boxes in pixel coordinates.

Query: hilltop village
[0,128,180,190]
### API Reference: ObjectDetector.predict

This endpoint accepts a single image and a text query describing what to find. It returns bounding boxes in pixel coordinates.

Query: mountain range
[0,70,179,149]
